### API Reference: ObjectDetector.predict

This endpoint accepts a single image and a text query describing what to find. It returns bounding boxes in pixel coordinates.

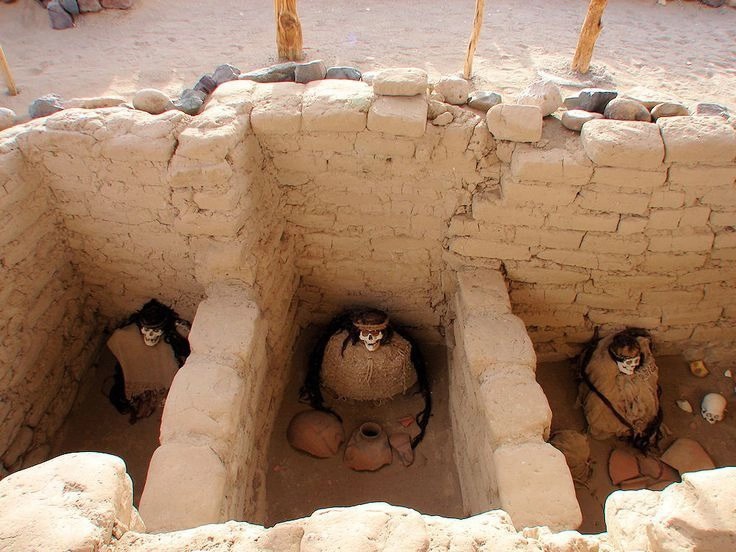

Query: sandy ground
[1,0,735,120]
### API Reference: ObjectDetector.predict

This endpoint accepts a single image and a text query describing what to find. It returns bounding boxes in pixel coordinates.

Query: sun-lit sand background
[1,0,734,120]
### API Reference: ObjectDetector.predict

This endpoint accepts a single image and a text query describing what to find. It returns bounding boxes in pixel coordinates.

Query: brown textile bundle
[321,330,416,400]
[580,333,659,440]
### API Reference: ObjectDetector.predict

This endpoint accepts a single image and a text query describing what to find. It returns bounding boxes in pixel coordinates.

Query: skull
[359,330,384,352]
[140,326,164,347]
[701,393,727,424]
[615,355,641,376]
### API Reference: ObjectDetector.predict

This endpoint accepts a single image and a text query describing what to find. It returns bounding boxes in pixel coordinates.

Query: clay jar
[344,422,392,471]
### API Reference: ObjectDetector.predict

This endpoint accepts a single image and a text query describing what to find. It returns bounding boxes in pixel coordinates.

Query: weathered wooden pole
[571,0,608,73]
[274,0,303,61]
[0,45,18,96]
[463,0,486,78]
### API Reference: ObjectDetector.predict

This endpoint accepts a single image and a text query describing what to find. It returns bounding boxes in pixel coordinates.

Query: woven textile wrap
[106,323,179,400]
[321,330,416,400]
[580,333,659,440]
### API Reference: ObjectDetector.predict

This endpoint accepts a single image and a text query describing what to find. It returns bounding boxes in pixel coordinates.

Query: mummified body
[579,329,660,443]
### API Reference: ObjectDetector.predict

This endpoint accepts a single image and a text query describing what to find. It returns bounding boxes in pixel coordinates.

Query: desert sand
[1,0,734,120]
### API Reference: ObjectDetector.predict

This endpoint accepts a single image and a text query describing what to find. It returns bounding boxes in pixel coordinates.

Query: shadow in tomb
[265,326,463,525]
[50,347,161,507]
[538,354,736,535]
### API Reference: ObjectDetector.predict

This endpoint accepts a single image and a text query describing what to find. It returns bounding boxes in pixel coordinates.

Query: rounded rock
[59,0,79,15]
[468,90,502,112]
[432,112,454,126]
[47,0,74,30]
[434,75,471,106]
[132,88,174,115]
[295,60,327,84]
[325,66,362,81]
[29,93,65,119]
[604,97,652,122]
[561,109,604,132]
[212,64,241,85]
[516,79,562,116]
[0,107,17,131]
[651,102,689,121]
[577,88,618,114]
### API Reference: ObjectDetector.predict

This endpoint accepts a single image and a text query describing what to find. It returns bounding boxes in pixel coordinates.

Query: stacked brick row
[0,128,100,474]
[449,268,581,531]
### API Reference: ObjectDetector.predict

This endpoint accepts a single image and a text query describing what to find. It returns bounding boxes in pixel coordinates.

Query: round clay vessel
[344,422,392,471]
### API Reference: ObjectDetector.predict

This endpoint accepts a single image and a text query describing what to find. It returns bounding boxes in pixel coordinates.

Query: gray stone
[516,79,562,116]
[434,75,471,105]
[29,93,65,118]
[564,95,580,110]
[325,66,362,81]
[47,1,74,30]
[561,109,604,132]
[100,0,133,8]
[468,90,502,112]
[651,102,689,121]
[295,60,327,83]
[212,64,240,85]
[240,62,296,83]
[577,88,618,114]
[173,89,206,116]
[700,0,726,6]
[77,0,101,12]
[59,0,79,15]
[132,88,174,115]
[193,74,217,95]
[694,102,730,118]
[0,107,17,131]
[604,97,652,122]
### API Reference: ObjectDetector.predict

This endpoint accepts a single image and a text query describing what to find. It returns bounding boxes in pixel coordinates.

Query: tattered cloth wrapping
[321,331,416,401]
[106,324,179,400]
[579,334,659,440]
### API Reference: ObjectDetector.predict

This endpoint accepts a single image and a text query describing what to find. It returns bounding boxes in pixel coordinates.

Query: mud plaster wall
[0,135,100,475]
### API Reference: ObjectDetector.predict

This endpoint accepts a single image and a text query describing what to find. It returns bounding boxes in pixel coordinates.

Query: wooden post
[463,0,485,78]
[274,0,303,61]
[0,45,18,96]
[571,0,608,73]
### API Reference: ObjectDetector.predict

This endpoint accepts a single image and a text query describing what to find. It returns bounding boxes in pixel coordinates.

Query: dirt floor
[265,330,464,526]
[50,346,162,507]
[537,354,736,534]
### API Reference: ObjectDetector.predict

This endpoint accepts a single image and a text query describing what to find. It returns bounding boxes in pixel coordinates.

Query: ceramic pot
[344,421,392,471]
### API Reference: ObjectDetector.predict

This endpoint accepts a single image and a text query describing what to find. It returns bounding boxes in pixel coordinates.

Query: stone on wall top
[658,116,736,165]
[302,80,373,132]
[367,95,428,138]
[205,79,258,110]
[371,68,428,96]
[486,104,543,143]
[580,119,664,169]
[249,82,305,135]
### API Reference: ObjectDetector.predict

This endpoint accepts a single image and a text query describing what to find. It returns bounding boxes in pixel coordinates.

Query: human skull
[701,393,727,424]
[359,330,384,352]
[615,355,641,376]
[140,326,164,347]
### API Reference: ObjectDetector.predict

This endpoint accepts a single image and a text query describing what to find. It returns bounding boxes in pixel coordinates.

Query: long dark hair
[121,299,191,366]
[300,308,432,449]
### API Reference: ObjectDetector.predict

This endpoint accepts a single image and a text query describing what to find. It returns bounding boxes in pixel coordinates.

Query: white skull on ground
[701,393,727,424]
[140,326,164,347]
[359,330,384,352]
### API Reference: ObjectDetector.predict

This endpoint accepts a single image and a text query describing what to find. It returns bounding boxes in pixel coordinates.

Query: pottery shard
[604,97,652,122]
[287,410,345,458]
[660,438,715,474]
[516,79,562,116]
[372,68,428,96]
[434,75,471,105]
[561,109,604,132]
